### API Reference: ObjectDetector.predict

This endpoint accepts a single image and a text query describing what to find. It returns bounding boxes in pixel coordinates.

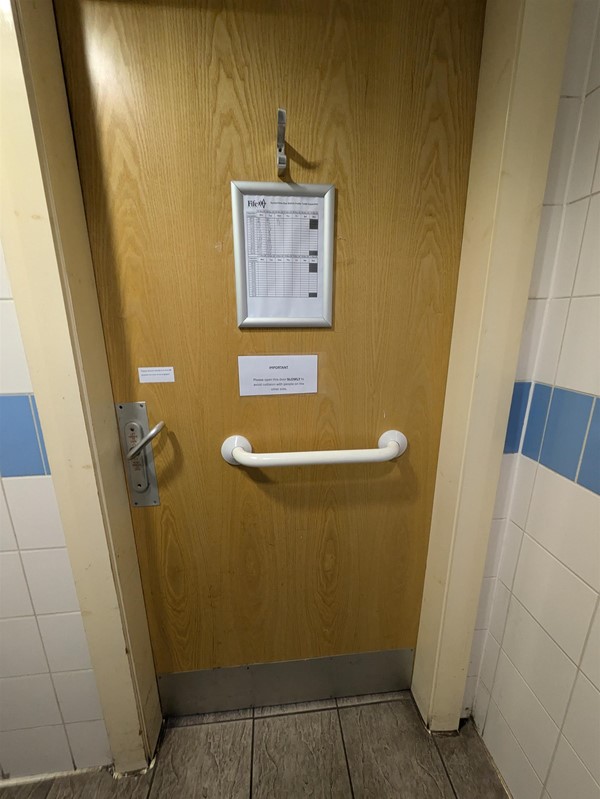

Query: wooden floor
[0,692,507,798]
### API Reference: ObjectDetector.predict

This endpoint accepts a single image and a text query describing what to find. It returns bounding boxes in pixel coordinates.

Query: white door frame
[0,0,571,770]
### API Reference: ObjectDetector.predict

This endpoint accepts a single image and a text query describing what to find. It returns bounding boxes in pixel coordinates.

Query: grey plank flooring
[339,698,455,798]
[254,699,336,718]
[0,771,151,799]
[434,721,507,798]
[46,772,151,799]
[252,710,352,798]
[0,783,53,799]
[148,721,251,799]
[167,708,252,727]
[1,695,509,799]
[336,691,408,708]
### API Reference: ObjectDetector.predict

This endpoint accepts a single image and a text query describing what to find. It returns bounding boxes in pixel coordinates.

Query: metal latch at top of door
[116,402,164,507]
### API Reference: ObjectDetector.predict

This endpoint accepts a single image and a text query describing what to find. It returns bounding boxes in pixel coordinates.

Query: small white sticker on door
[138,366,175,384]
[238,355,317,396]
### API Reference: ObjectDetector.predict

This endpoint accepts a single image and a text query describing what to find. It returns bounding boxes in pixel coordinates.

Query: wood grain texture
[148,722,251,799]
[0,772,151,799]
[45,773,151,799]
[0,783,52,799]
[254,699,336,719]
[54,0,485,673]
[339,698,454,798]
[435,721,508,799]
[252,710,351,798]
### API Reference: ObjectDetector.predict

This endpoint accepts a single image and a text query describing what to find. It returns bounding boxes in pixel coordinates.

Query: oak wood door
[54,0,485,676]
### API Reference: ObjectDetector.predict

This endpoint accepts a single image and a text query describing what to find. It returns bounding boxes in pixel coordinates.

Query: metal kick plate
[116,402,160,507]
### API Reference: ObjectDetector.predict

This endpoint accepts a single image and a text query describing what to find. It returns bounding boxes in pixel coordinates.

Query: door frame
[0,0,571,770]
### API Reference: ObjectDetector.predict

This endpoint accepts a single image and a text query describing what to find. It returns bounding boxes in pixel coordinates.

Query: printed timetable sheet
[243,194,325,320]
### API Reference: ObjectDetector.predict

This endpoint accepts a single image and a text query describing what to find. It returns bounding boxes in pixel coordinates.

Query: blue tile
[540,388,593,480]
[504,382,531,454]
[522,383,552,461]
[578,399,600,495]
[30,396,50,474]
[0,395,46,477]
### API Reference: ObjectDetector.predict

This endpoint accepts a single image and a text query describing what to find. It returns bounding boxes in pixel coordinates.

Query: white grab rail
[221,430,408,468]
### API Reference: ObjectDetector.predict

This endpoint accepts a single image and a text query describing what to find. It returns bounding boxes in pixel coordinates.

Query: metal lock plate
[116,402,161,507]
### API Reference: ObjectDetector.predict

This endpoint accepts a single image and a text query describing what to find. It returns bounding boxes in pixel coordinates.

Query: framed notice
[231,181,335,327]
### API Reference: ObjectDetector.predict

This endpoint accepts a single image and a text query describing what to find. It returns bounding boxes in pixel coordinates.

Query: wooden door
[54,0,485,676]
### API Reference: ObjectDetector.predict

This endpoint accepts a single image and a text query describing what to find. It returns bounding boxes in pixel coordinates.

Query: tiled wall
[469,3,600,798]
[0,243,112,779]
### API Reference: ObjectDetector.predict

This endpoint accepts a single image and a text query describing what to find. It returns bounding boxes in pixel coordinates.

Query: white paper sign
[138,366,175,384]
[243,195,325,321]
[238,355,317,396]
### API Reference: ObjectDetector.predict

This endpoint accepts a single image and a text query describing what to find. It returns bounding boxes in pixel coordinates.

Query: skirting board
[158,648,414,716]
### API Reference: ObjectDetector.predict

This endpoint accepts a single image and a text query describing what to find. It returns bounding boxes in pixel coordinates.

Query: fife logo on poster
[247,199,267,209]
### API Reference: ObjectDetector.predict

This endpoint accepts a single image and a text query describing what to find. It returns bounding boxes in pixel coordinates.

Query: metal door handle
[127,420,166,460]
[221,430,408,467]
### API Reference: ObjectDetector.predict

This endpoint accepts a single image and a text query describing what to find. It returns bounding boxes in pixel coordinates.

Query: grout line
[518,528,599,593]
[574,397,595,483]
[540,591,600,796]
[0,480,78,770]
[28,395,49,477]
[431,735,459,799]
[335,702,355,799]
[248,711,255,799]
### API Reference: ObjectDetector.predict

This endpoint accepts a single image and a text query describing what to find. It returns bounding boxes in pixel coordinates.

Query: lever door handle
[127,420,166,460]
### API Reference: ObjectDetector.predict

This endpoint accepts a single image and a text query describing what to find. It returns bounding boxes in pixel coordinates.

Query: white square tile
[0,673,61,730]
[513,535,597,662]
[530,205,562,299]
[561,0,600,96]
[37,612,92,673]
[0,726,73,778]
[502,597,578,725]
[545,98,581,204]
[527,466,600,591]
[489,580,510,643]
[516,299,546,381]
[552,197,588,297]
[498,522,523,590]
[573,193,600,296]
[475,577,495,630]
[468,629,486,676]
[493,455,517,519]
[563,672,600,783]
[20,548,79,615]
[0,617,47,678]
[547,734,600,799]
[52,670,103,723]
[462,675,476,717]
[555,296,600,396]
[0,243,12,299]
[0,301,32,394]
[3,477,65,550]
[491,651,559,778]
[0,486,17,551]
[581,605,600,690]
[0,552,33,618]
[483,699,543,799]
[534,299,570,385]
[66,720,111,769]
[480,632,500,691]
[568,89,600,202]
[484,519,505,578]
[472,682,490,733]
[509,456,537,530]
